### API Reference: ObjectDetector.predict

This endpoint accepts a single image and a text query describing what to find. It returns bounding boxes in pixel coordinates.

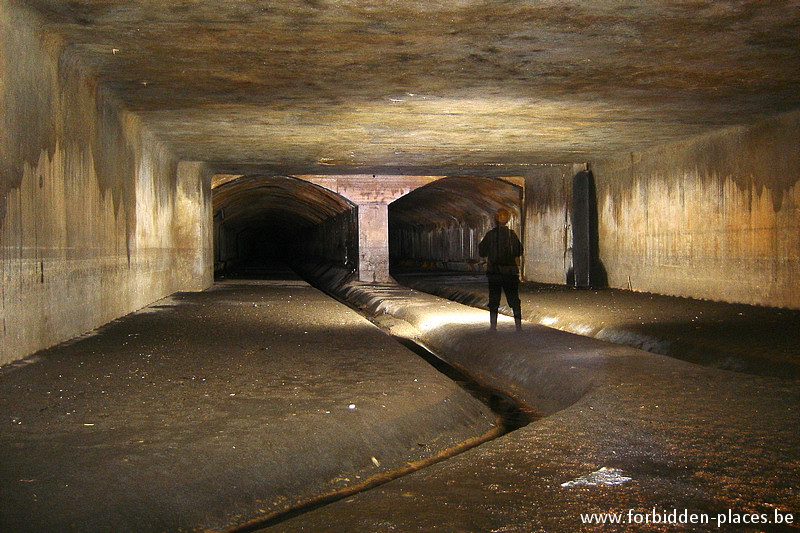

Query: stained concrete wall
[522,165,576,284]
[0,3,213,365]
[592,110,800,309]
[174,162,214,291]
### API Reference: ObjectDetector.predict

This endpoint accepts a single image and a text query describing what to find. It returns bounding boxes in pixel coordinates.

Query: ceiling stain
[22,0,800,174]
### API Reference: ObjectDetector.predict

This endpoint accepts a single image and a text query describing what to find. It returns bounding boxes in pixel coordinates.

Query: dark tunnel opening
[388,176,523,278]
[213,175,526,283]
[212,175,357,280]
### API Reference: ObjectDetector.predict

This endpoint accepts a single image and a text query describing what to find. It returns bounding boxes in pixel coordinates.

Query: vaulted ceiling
[25,0,800,176]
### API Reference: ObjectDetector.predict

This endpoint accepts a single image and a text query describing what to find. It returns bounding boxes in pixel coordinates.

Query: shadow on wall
[567,169,608,289]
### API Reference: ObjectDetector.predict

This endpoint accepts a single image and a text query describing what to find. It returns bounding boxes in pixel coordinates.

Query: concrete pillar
[294,175,445,283]
[175,162,214,291]
[357,202,390,282]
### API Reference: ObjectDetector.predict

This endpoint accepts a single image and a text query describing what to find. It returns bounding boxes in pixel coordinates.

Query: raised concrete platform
[258,272,800,532]
[394,269,800,379]
[0,278,499,532]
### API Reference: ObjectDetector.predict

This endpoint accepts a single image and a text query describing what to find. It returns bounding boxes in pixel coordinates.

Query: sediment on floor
[0,278,503,533]
[257,265,800,533]
[392,268,800,379]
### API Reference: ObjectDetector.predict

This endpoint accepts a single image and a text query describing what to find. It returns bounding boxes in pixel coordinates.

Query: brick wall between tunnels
[0,3,213,365]
[591,110,800,309]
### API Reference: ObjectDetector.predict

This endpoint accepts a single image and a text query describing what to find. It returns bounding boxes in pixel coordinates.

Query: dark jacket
[478,225,522,276]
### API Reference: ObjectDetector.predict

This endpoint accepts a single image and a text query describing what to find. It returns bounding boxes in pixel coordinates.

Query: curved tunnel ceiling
[390,177,521,227]
[24,1,800,176]
[213,175,354,236]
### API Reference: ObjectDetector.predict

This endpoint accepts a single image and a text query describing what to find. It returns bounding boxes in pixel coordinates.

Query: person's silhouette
[478,209,523,332]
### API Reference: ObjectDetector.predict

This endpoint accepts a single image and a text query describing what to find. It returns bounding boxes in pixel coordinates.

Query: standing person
[478,209,523,332]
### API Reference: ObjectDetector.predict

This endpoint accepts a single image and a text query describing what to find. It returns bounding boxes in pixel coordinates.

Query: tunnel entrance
[212,175,357,280]
[388,176,523,277]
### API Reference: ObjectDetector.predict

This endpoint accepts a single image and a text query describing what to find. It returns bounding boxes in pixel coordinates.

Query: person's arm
[478,231,491,257]
[512,232,522,258]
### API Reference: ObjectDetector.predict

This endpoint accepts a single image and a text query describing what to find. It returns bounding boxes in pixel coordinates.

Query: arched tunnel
[212,175,357,278]
[212,174,525,284]
[389,177,522,275]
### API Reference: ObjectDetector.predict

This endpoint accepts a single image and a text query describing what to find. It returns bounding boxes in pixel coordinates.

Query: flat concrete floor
[263,273,800,532]
[0,276,499,532]
[2,267,798,532]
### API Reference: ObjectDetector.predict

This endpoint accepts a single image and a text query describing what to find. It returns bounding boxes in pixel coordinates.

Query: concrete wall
[592,110,800,309]
[174,162,214,291]
[522,165,576,284]
[0,3,213,365]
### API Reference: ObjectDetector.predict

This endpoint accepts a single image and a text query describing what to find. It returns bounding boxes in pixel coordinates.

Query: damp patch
[137,296,184,313]
[0,355,44,376]
[561,467,632,488]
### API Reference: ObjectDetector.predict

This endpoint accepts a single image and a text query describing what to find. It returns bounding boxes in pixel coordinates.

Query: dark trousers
[488,274,522,330]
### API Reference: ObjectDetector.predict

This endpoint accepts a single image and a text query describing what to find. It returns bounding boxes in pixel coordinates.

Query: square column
[357,202,390,283]
[294,175,447,284]
[175,162,214,291]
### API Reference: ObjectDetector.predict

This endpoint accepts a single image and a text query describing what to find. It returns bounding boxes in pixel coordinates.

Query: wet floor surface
[258,274,800,533]
[393,269,800,379]
[2,267,798,532]
[0,277,500,532]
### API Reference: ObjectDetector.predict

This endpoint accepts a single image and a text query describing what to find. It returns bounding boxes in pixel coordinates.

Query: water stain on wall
[0,3,212,365]
[593,111,799,308]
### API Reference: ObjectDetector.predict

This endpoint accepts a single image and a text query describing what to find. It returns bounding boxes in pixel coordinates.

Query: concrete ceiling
[25,0,800,176]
